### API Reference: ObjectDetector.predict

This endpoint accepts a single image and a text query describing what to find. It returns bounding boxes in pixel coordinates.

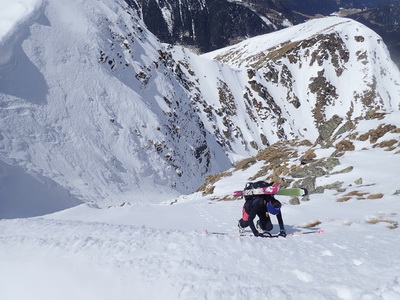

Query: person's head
[267,199,282,215]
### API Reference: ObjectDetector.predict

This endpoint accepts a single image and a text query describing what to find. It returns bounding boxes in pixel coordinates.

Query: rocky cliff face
[277,0,400,66]
[129,0,400,66]
[134,0,276,53]
[348,1,400,67]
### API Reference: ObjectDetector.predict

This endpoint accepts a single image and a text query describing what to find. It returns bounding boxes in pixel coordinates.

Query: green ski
[276,188,308,196]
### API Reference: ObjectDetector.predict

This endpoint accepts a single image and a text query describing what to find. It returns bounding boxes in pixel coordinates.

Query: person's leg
[238,218,249,233]
[238,218,249,228]
[258,213,273,231]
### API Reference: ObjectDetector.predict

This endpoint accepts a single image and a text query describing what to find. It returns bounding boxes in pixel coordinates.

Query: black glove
[278,229,287,237]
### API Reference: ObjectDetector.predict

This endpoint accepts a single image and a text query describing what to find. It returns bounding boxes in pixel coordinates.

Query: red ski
[233,186,308,197]
[233,184,280,197]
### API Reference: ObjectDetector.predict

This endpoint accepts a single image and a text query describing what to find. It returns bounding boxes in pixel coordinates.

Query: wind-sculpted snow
[1,204,400,299]
[0,0,43,57]
[0,0,47,103]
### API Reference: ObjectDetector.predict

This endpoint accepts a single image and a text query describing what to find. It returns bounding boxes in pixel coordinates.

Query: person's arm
[276,211,287,237]
[276,211,285,230]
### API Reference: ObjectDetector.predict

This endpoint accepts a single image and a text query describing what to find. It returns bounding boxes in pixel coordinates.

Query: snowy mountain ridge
[204,17,400,130]
[0,0,399,212]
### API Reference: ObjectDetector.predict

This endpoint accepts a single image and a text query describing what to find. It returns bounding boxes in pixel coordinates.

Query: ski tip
[233,190,243,197]
[301,188,309,196]
[317,228,324,233]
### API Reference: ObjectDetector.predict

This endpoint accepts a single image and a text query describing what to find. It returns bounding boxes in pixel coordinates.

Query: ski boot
[256,220,269,235]
[238,220,245,234]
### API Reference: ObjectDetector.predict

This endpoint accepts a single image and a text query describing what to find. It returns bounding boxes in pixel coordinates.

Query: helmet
[267,199,281,215]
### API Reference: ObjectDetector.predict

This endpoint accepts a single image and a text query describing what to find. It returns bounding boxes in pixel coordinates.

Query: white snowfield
[1,0,400,299]
[1,193,400,300]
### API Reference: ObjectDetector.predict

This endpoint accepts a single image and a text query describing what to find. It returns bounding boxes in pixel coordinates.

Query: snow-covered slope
[0,0,231,207]
[1,110,399,299]
[1,209,399,299]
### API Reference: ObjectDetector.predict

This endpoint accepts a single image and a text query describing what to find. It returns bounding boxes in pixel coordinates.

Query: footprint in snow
[292,269,313,283]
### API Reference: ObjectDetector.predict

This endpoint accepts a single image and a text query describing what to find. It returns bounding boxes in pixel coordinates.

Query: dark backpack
[243,181,274,214]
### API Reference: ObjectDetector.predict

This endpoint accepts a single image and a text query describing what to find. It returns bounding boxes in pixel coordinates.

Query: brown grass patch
[335,140,355,151]
[264,40,301,62]
[234,157,257,171]
[197,171,231,195]
[337,190,378,201]
[301,149,317,163]
[345,191,368,197]
[366,218,398,229]
[358,124,397,143]
[218,195,236,201]
[247,141,299,182]
[255,142,298,163]
[304,220,322,228]
[366,193,384,199]
[337,196,352,202]
[373,139,398,149]
[298,139,313,147]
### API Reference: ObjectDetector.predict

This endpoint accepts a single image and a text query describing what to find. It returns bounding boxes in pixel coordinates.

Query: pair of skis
[233,184,308,198]
[205,228,324,238]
